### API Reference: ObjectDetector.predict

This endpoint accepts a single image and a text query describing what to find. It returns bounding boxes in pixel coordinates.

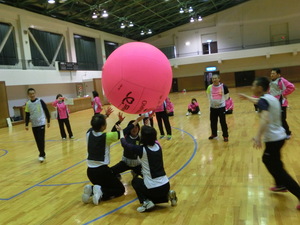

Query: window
[28,28,66,66]
[159,46,176,59]
[104,41,119,59]
[202,41,218,55]
[0,22,18,65]
[74,34,98,70]
[201,33,218,55]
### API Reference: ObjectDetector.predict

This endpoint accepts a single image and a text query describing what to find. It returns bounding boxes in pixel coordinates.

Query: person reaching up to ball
[110,113,144,180]
[81,107,125,206]
[116,124,177,213]
[140,111,154,127]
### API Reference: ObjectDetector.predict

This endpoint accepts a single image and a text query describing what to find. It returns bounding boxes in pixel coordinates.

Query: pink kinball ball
[102,42,172,114]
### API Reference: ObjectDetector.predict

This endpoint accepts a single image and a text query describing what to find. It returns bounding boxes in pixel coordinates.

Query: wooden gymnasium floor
[0,84,300,225]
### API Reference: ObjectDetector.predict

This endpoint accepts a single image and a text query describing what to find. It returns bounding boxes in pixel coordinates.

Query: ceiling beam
[135,0,175,26]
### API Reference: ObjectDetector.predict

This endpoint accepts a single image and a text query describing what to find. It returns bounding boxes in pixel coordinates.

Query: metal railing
[1,39,300,69]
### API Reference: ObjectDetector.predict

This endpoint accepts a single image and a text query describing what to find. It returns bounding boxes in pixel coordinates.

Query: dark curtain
[29,28,66,66]
[104,40,119,59]
[74,35,98,70]
[159,46,175,59]
[0,22,18,65]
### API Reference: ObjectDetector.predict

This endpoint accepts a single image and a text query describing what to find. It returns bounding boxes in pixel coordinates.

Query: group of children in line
[24,68,298,212]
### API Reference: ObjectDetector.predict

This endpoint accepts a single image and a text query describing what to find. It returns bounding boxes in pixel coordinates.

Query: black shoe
[208,135,218,140]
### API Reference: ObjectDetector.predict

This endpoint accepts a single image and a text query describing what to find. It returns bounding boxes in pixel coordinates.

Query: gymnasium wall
[6,82,95,118]
[0,4,133,117]
[146,0,300,62]
[145,0,300,88]
[175,64,300,92]
[1,0,300,117]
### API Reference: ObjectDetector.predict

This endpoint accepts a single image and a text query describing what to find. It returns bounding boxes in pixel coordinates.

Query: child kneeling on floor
[117,123,178,212]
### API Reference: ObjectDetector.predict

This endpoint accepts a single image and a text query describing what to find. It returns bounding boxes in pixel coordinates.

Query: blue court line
[83,127,198,225]
[0,149,8,158]
[83,198,139,224]
[0,142,118,200]
[168,127,198,180]
[0,159,86,200]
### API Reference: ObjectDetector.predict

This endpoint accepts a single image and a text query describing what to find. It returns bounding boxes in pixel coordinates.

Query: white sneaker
[92,185,103,205]
[82,185,93,203]
[137,200,155,212]
[186,112,190,116]
[70,136,74,139]
[198,111,202,115]
[38,157,45,162]
[168,190,178,206]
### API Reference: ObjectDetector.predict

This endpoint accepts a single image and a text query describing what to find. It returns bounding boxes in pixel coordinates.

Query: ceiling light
[48,0,55,3]
[119,20,134,29]
[190,17,194,23]
[128,21,134,27]
[179,5,194,14]
[92,11,98,19]
[101,10,108,18]
[120,23,125,29]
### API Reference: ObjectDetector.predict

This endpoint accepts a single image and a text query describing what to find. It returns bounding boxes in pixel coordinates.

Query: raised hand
[118,112,125,123]
[105,106,114,117]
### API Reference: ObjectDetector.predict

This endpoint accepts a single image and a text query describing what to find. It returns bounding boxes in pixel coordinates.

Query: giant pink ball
[102,42,172,114]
